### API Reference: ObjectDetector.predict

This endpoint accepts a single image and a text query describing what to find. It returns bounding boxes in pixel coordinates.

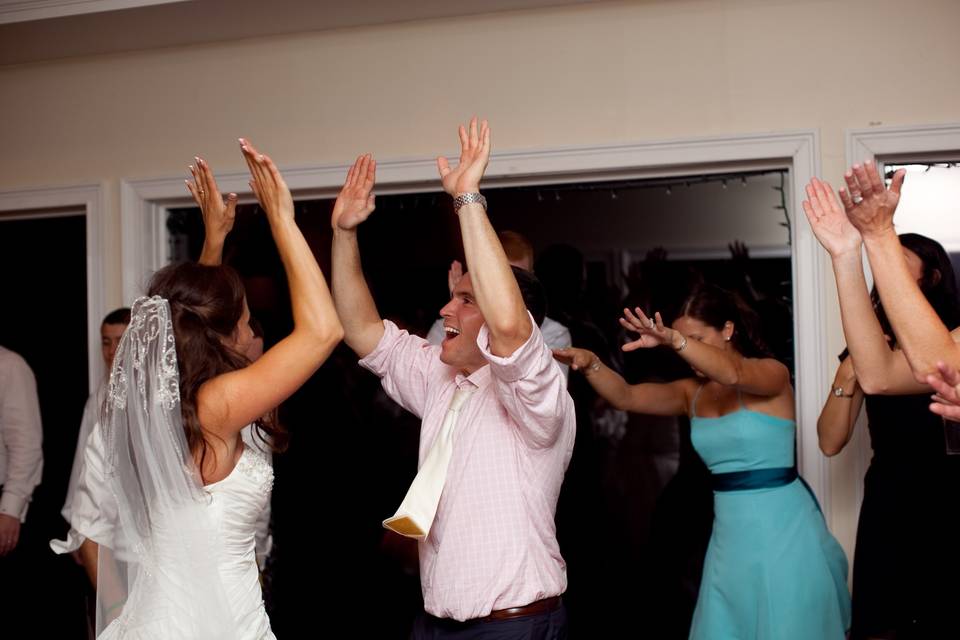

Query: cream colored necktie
[383,385,476,540]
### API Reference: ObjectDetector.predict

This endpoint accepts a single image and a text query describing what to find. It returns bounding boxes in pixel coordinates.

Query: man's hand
[0,513,21,557]
[332,154,377,231]
[437,117,490,197]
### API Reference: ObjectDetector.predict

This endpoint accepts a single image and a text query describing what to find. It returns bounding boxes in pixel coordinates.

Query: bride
[53,139,355,637]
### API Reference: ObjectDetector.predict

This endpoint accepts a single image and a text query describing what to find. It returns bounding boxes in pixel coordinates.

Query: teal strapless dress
[689,394,851,640]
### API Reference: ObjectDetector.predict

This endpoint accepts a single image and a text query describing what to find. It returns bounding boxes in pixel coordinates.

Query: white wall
[2,0,960,560]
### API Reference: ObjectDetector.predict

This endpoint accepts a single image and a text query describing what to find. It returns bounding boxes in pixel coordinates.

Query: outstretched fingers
[864,160,885,195]
[364,157,376,190]
[852,163,874,199]
[889,168,906,196]
[437,156,452,180]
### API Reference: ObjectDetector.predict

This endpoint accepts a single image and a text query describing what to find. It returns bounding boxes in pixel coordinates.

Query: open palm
[332,154,376,231]
[802,177,861,257]
[620,308,674,351]
[437,117,490,196]
[239,138,294,223]
[186,157,237,241]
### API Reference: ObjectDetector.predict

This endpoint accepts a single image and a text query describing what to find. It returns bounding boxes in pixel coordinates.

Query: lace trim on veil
[96,295,238,638]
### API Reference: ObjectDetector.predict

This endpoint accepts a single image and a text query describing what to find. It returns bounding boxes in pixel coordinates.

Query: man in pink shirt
[330,119,575,639]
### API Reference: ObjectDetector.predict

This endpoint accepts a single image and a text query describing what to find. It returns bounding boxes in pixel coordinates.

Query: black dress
[851,392,960,639]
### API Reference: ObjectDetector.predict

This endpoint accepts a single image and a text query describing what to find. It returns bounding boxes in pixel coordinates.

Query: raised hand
[239,138,294,223]
[437,117,490,196]
[447,259,463,295]
[620,307,677,352]
[552,347,598,373]
[728,240,749,266]
[802,177,862,257]
[186,157,237,245]
[839,160,905,239]
[332,154,376,231]
[927,361,960,420]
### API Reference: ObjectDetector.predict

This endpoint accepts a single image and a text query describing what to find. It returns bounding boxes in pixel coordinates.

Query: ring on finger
[851,193,863,205]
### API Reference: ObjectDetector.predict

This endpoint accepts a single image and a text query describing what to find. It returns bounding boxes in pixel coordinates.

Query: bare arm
[620,308,790,397]
[802,177,928,394]
[863,231,958,380]
[845,161,960,380]
[78,538,98,587]
[186,158,237,266]
[197,140,343,438]
[330,154,385,358]
[816,357,865,456]
[553,347,691,415]
[438,118,531,357]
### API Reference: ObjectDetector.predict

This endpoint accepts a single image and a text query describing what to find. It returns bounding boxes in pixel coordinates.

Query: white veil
[96,295,237,637]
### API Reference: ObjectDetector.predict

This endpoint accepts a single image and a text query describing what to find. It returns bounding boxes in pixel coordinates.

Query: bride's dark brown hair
[147,262,287,475]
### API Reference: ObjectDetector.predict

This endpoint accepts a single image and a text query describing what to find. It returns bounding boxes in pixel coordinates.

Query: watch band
[453,192,487,214]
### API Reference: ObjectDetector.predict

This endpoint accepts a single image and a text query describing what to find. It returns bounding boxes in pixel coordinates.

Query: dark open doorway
[166,168,794,638]
[0,211,89,636]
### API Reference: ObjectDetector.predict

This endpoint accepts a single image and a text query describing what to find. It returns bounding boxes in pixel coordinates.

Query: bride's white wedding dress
[53,427,276,639]
[51,295,276,639]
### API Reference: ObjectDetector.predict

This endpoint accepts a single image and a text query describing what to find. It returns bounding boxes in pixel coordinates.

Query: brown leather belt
[478,596,562,622]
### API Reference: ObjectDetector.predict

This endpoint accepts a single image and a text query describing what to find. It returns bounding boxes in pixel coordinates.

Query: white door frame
[845,121,960,510]
[121,129,835,515]
[848,122,960,164]
[0,183,106,392]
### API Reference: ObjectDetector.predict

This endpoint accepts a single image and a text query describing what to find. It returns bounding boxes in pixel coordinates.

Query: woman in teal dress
[554,283,850,639]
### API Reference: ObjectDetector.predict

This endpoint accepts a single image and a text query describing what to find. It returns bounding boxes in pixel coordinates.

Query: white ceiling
[0,0,596,66]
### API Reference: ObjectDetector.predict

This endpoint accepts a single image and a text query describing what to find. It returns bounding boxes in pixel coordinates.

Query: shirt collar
[454,363,490,390]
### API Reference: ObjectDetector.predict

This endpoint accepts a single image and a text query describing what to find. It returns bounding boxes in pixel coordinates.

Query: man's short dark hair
[460,267,547,327]
[102,307,131,326]
[511,266,547,328]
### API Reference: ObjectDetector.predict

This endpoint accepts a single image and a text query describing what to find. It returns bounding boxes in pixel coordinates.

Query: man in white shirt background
[0,344,44,631]
[0,345,43,556]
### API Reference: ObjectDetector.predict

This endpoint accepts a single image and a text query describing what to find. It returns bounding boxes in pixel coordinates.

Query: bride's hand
[239,138,294,224]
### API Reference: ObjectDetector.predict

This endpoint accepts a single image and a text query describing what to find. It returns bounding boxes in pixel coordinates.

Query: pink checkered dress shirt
[360,317,576,621]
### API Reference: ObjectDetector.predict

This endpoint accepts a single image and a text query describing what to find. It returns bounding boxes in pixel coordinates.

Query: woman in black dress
[810,177,960,639]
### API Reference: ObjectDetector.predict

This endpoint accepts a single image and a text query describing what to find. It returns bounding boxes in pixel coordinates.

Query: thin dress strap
[690,383,706,418]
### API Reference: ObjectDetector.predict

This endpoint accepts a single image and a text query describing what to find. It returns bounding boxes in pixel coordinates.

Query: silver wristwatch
[453,192,487,214]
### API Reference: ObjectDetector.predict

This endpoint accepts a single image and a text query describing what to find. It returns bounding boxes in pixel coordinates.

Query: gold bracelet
[587,358,601,373]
